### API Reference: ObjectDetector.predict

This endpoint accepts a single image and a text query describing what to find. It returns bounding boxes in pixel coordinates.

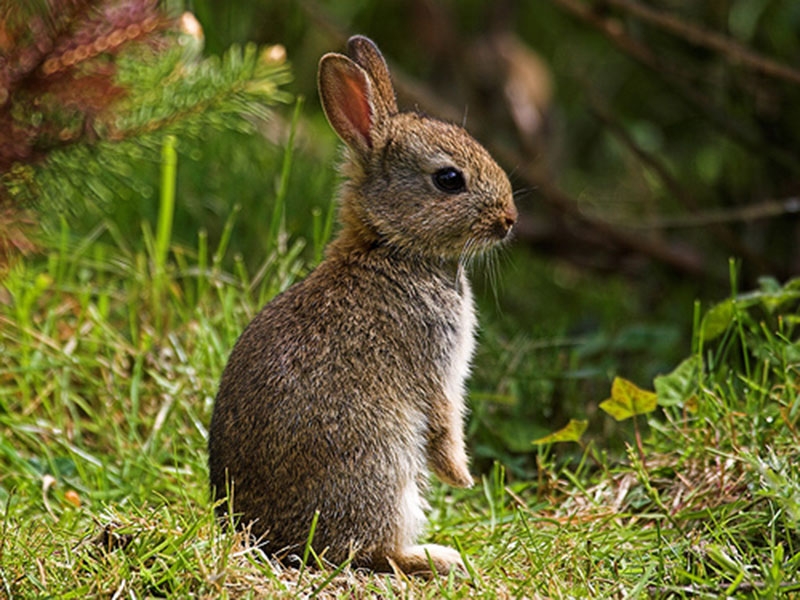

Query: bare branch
[604,0,800,86]
[545,0,800,175]
[618,197,800,230]
[588,98,777,274]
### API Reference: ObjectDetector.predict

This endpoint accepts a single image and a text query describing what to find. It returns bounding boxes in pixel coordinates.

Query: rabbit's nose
[494,203,518,239]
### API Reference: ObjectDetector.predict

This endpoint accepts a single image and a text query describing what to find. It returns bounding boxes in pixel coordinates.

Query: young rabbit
[208,35,517,577]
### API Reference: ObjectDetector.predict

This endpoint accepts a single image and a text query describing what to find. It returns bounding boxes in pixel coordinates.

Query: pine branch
[0,1,292,267]
[104,41,291,142]
[27,41,292,216]
[0,0,173,173]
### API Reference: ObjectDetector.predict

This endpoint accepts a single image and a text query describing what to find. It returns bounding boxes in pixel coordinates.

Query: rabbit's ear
[318,53,378,154]
[347,36,398,116]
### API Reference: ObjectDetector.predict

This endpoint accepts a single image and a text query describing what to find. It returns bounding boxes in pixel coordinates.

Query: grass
[1,134,799,598]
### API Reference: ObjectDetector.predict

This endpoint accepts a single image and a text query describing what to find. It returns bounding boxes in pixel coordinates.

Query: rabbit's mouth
[469,201,518,246]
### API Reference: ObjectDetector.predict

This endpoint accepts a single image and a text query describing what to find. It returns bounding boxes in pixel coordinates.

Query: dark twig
[588,98,777,274]
[604,0,800,86]
[544,0,800,175]
[619,197,800,230]
[497,160,709,276]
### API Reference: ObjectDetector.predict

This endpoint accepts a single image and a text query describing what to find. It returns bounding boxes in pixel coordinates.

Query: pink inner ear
[339,71,373,146]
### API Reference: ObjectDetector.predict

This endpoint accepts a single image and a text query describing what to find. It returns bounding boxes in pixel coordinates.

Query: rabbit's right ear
[347,36,398,117]
[318,54,379,155]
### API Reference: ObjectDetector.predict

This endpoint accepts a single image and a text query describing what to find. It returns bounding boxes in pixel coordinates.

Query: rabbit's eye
[432,167,466,194]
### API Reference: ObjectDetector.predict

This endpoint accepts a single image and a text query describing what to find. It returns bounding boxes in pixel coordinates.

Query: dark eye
[432,167,466,194]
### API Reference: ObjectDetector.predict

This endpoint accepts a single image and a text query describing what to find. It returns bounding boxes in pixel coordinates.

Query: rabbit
[208,35,517,577]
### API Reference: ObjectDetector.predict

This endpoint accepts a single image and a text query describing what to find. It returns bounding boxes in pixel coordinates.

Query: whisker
[458,234,508,299]
[456,237,474,287]
[485,251,499,303]
[507,166,535,192]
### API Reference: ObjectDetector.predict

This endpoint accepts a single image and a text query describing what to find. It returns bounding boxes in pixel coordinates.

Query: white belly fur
[444,278,476,407]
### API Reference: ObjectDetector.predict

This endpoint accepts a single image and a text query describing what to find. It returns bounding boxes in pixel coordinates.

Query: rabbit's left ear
[318,54,377,154]
[347,36,398,117]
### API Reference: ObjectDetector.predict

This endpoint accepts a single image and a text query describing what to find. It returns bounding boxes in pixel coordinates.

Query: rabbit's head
[319,36,517,262]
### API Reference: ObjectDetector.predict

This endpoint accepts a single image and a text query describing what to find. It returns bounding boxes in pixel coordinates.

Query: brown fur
[208,35,517,577]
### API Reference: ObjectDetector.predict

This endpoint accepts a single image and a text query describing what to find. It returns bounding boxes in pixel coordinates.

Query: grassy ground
[2,139,800,598]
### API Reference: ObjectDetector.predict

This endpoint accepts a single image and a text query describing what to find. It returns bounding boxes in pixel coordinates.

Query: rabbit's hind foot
[388,543,466,578]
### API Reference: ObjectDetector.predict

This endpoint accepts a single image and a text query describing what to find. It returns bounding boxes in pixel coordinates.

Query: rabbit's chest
[441,280,477,401]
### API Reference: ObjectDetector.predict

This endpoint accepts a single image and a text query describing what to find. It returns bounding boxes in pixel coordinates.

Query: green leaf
[701,299,734,341]
[654,355,703,407]
[757,276,782,294]
[600,377,658,421]
[532,419,588,445]
[701,280,800,340]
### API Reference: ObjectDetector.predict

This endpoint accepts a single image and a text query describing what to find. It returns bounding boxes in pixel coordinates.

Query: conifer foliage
[0,0,292,266]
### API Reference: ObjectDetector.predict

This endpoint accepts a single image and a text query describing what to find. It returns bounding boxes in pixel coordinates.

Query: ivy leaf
[701,299,734,341]
[532,419,588,445]
[600,377,657,421]
[654,355,703,408]
[701,279,800,341]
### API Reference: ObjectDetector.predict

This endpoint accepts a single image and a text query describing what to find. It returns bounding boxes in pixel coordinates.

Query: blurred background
[3,0,799,476]
[186,0,800,280]
[186,0,800,471]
